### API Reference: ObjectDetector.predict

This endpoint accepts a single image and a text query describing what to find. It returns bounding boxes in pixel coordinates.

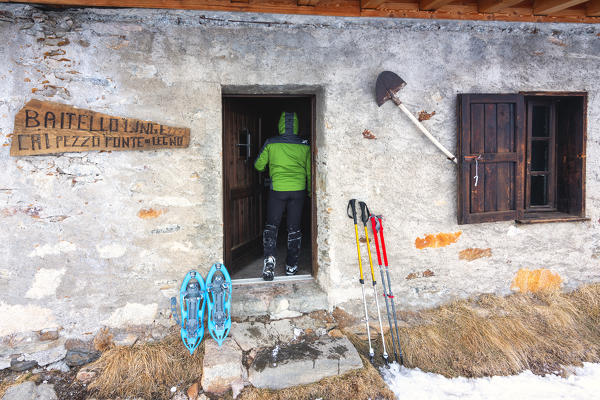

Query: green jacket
[254,112,311,194]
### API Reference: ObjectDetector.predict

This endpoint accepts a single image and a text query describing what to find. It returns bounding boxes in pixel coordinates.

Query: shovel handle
[396,102,457,164]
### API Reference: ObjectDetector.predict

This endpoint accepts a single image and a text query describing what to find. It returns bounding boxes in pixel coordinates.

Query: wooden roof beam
[298,0,322,6]
[479,0,524,13]
[419,0,455,10]
[533,0,590,15]
[361,0,386,9]
[587,0,600,15]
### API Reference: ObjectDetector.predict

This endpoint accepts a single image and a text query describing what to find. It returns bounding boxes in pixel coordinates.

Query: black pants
[263,190,305,266]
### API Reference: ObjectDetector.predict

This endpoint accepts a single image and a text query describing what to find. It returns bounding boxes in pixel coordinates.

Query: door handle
[236,128,251,162]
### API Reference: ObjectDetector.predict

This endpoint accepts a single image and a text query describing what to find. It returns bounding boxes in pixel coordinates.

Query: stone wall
[0,4,599,341]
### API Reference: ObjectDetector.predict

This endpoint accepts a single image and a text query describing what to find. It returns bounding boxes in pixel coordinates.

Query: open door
[222,99,264,273]
[223,95,315,280]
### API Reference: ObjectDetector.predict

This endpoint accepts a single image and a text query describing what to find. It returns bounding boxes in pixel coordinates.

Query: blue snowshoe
[205,263,232,346]
[170,270,206,354]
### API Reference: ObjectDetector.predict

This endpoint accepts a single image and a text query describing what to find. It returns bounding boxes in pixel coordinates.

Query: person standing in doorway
[254,111,311,281]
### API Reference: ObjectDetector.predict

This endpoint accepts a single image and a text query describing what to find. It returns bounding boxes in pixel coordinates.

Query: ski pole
[377,215,403,365]
[358,201,389,365]
[370,214,399,364]
[347,199,375,364]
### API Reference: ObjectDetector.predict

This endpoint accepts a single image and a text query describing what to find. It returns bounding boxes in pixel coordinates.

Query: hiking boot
[285,264,298,276]
[262,256,275,281]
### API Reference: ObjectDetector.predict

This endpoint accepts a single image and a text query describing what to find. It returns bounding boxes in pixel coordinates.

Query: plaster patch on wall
[137,208,164,219]
[96,243,126,259]
[162,242,193,252]
[25,268,66,299]
[28,241,76,258]
[150,197,195,207]
[415,232,462,249]
[104,303,158,327]
[511,269,562,293]
[0,302,57,336]
[459,248,492,261]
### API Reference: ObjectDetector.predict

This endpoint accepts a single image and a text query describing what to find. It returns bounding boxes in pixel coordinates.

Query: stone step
[232,279,328,319]
[248,335,363,390]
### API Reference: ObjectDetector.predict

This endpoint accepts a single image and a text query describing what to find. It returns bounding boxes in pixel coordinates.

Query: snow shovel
[375,71,457,164]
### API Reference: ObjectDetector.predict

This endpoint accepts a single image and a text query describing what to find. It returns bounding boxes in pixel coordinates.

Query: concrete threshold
[232,274,313,286]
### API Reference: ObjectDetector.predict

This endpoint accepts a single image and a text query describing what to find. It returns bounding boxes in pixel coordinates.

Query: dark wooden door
[223,98,264,272]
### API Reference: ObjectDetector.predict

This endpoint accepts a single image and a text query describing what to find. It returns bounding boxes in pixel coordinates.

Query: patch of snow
[382,363,600,400]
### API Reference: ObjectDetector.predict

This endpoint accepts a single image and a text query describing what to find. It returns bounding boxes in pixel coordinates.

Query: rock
[76,368,97,384]
[64,348,100,367]
[198,395,209,400]
[171,391,187,400]
[25,341,67,366]
[9,359,38,372]
[231,378,245,399]
[1,337,66,369]
[292,314,328,331]
[267,319,294,342]
[231,322,276,351]
[0,357,11,370]
[45,361,69,372]
[1,381,58,400]
[113,333,138,347]
[201,339,243,395]
[269,310,302,320]
[328,328,344,338]
[268,297,289,314]
[186,382,198,400]
[315,328,327,337]
[36,384,58,400]
[248,336,363,390]
[2,381,36,400]
[38,329,59,341]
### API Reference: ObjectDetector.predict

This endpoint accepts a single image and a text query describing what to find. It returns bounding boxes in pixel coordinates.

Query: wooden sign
[10,100,190,156]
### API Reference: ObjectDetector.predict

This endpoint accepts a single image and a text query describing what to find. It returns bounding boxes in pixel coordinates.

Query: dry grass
[347,283,600,378]
[237,355,394,400]
[87,331,203,400]
[93,327,114,352]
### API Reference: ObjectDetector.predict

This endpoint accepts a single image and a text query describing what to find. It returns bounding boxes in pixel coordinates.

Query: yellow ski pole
[359,201,389,365]
[347,199,375,364]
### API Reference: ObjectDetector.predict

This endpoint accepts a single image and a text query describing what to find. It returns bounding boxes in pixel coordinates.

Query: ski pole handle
[377,216,389,267]
[370,216,383,267]
[347,199,358,224]
[358,201,370,226]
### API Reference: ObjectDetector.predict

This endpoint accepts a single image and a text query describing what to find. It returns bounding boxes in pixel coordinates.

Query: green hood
[278,111,299,135]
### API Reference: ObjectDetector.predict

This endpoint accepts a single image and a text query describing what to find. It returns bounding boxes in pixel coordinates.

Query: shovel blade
[376,71,406,107]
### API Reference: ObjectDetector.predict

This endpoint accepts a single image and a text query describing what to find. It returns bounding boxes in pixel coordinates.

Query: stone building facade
[0,4,599,344]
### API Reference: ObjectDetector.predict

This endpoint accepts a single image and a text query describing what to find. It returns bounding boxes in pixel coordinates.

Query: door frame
[222,93,318,278]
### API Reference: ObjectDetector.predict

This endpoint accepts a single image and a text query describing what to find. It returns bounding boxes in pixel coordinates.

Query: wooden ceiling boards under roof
[2,1,600,23]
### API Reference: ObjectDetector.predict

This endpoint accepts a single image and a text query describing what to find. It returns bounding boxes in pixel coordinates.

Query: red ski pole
[374,215,403,365]
[370,215,399,364]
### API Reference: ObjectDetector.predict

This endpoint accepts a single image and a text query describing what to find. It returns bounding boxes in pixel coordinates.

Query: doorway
[222,95,315,280]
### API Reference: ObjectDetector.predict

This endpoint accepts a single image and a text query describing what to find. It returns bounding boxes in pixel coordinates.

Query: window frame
[457,91,588,225]
[525,99,557,212]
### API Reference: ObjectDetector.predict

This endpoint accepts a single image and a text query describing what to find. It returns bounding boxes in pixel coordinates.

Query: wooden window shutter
[457,94,525,224]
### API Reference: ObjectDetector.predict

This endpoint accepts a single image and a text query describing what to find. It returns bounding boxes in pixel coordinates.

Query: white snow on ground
[382,363,600,400]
